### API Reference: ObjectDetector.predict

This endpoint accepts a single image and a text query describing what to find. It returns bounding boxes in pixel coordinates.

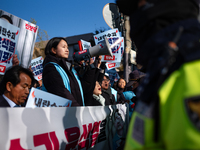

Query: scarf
[93,94,106,106]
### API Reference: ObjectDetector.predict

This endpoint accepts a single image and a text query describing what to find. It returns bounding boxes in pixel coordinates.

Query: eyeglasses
[103,79,110,82]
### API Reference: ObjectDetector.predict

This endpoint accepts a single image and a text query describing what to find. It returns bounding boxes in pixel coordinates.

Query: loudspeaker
[74,37,112,62]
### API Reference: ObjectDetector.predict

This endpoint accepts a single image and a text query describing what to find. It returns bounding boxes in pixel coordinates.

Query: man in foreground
[116,0,200,149]
[0,65,34,107]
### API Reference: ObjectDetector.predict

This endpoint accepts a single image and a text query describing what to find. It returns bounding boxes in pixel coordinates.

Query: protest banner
[30,56,43,81]
[26,88,72,107]
[94,29,122,63]
[0,9,39,68]
[0,19,20,75]
[0,104,129,150]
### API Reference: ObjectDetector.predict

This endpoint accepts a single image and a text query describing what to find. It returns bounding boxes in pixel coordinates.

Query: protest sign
[106,37,124,70]
[94,29,122,63]
[26,88,72,107]
[106,62,120,70]
[81,39,91,50]
[0,104,129,150]
[0,19,20,74]
[0,9,39,68]
[30,56,43,81]
[80,39,97,61]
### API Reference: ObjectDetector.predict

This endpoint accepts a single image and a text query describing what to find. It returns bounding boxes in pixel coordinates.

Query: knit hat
[126,70,145,87]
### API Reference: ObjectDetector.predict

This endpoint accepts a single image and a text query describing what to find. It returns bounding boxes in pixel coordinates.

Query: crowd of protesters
[0,35,141,150]
[0,13,145,150]
[2,0,200,149]
[0,35,145,112]
[0,13,145,119]
[0,17,144,150]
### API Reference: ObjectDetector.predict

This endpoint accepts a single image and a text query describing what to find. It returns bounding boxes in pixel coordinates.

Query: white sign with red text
[0,104,128,150]
[106,37,124,70]
[94,29,122,63]
[30,56,43,81]
[26,88,72,107]
[106,62,121,70]
[0,9,39,68]
[0,19,20,75]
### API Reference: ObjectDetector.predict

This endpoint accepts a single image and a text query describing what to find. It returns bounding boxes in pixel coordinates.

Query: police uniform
[115,0,200,148]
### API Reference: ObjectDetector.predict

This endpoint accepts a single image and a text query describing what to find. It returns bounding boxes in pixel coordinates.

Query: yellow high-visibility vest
[125,59,200,150]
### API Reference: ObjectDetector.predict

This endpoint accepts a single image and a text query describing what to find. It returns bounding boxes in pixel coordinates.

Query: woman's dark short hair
[45,37,68,56]
[0,65,34,94]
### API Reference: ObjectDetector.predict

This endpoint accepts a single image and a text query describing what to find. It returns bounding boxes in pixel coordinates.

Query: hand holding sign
[12,54,19,66]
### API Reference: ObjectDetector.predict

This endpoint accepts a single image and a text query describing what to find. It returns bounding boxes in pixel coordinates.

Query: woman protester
[114,77,127,102]
[42,37,94,106]
[91,81,106,106]
[83,56,106,106]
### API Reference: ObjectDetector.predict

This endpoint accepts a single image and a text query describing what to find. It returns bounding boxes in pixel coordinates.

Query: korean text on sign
[0,19,20,74]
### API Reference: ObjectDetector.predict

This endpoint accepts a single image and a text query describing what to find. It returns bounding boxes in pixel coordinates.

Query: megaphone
[74,37,113,62]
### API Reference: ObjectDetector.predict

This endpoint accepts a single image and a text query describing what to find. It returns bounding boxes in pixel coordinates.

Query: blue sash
[110,87,118,102]
[42,62,85,106]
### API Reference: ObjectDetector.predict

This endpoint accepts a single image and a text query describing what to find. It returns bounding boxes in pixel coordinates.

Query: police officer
[116,0,200,149]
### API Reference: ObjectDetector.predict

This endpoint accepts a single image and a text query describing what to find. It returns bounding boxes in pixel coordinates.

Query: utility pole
[121,14,132,82]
